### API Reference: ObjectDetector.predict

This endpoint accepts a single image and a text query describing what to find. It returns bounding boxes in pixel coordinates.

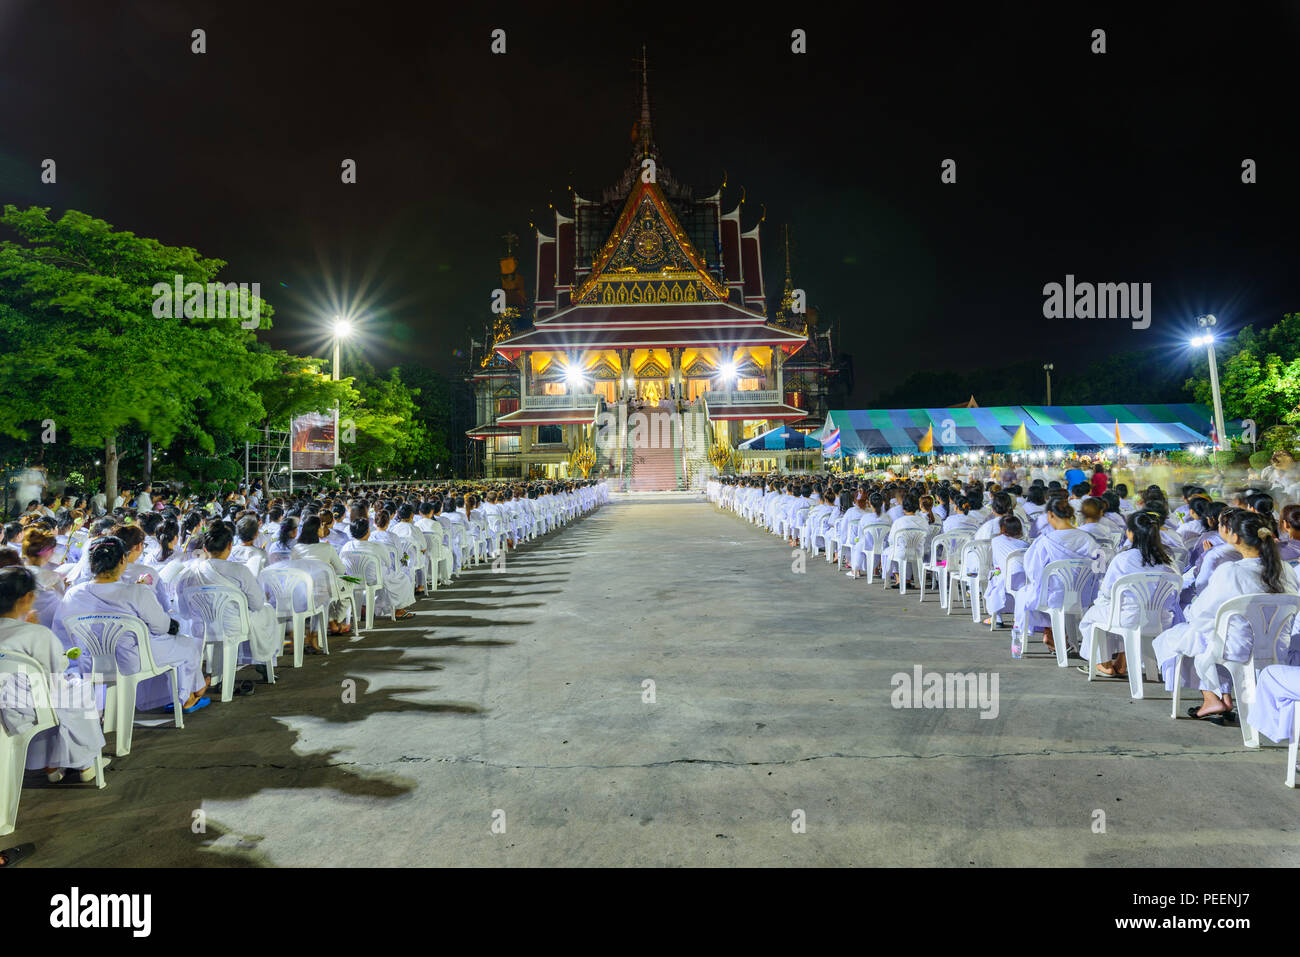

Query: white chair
[187,585,276,703]
[826,515,859,565]
[887,529,929,599]
[1040,559,1099,667]
[1166,544,1190,573]
[927,531,972,611]
[1,649,104,836]
[857,521,892,582]
[950,540,992,621]
[342,549,384,631]
[1171,593,1300,746]
[259,565,324,668]
[1085,570,1181,697]
[988,550,1027,631]
[64,613,184,755]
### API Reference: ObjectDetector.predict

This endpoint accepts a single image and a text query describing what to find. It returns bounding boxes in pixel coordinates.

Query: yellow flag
[1114,419,1122,447]
[1011,422,1030,451]
[918,424,934,453]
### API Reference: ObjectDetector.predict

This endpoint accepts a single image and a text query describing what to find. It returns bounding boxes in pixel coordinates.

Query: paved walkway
[18,498,1300,866]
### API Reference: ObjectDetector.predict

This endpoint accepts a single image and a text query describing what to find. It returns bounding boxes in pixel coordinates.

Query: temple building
[468,54,844,487]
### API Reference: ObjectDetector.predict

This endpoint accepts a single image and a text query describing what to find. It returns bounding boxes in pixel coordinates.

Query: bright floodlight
[720,362,737,381]
[1054,449,1064,459]
[565,364,584,385]
[333,317,353,338]
[1192,444,1207,457]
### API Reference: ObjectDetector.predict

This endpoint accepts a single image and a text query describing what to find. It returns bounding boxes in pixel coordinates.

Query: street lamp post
[1043,363,1054,406]
[1192,315,1227,453]
[332,317,353,471]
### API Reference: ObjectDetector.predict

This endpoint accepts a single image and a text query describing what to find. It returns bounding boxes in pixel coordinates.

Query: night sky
[3,1,1299,404]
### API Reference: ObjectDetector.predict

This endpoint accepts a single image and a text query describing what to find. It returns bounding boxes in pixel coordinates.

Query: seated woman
[983,515,1027,628]
[1182,506,1242,606]
[1153,509,1300,720]
[20,527,65,628]
[266,516,297,566]
[846,493,889,579]
[884,494,929,588]
[1279,504,1300,563]
[289,514,352,640]
[0,566,107,784]
[1078,497,1115,545]
[173,521,281,679]
[942,494,980,535]
[53,536,210,713]
[1012,498,1103,654]
[1081,510,1184,677]
[832,491,869,567]
[340,517,416,621]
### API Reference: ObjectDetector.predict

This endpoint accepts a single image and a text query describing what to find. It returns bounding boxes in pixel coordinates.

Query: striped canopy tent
[739,425,824,451]
[817,404,1227,455]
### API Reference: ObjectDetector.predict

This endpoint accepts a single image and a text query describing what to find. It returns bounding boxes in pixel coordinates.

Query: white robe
[341,539,416,617]
[174,557,280,674]
[53,580,206,710]
[1012,527,1103,636]
[1078,548,1183,662]
[0,617,105,771]
[1153,558,1300,695]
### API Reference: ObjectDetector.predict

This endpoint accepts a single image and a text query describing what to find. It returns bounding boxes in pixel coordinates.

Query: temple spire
[637,45,654,158]
[777,224,798,325]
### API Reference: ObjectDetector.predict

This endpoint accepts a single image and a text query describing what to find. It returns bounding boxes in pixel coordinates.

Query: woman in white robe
[883,495,930,587]
[1012,497,1103,652]
[340,517,416,621]
[53,535,209,713]
[1153,509,1300,719]
[1081,511,1184,676]
[983,518,1027,626]
[173,521,280,678]
[832,492,868,567]
[370,509,419,608]
[289,515,352,639]
[20,527,65,629]
[846,494,890,578]
[1247,665,1300,743]
[0,567,106,782]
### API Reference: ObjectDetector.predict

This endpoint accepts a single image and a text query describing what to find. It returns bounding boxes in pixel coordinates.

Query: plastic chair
[1166,544,1190,573]
[187,585,276,703]
[259,565,323,668]
[987,549,1027,630]
[858,522,892,582]
[342,549,384,631]
[1,650,69,835]
[1171,593,1300,746]
[1040,559,1100,667]
[950,540,992,621]
[1085,570,1181,697]
[64,613,184,755]
[887,529,929,599]
[927,531,972,611]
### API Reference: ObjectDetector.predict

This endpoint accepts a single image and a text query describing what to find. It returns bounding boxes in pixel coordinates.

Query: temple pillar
[774,347,785,395]
[670,347,683,401]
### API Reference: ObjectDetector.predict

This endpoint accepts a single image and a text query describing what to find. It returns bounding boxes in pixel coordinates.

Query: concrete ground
[15,495,1300,866]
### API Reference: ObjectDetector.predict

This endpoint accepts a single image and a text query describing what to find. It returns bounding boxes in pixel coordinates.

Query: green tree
[0,206,272,502]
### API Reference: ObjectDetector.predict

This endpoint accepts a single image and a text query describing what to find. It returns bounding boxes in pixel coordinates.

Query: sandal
[0,843,35,867]
[1186,705,1229,723]
[394,609,415,621]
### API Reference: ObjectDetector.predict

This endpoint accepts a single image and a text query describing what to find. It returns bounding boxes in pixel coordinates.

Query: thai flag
[822,427,841,456]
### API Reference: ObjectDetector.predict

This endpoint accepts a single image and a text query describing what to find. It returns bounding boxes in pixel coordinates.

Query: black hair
[1046,498,1075,522]
[88,536,127,576]
[396,504,414,521]
[901,494,919,514]
[999,515,1024,539]
[278,517,299,547]
[350,517,370,539]
[991,491,1013,516]
[868,492,884,517]
[1127,511,1171,568]
[297,515,322,545]
[236,515,259,544]
[1231,510,1286,594]
[157,517,180,561]
[0,565,37,615]
[203,521,234,554]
